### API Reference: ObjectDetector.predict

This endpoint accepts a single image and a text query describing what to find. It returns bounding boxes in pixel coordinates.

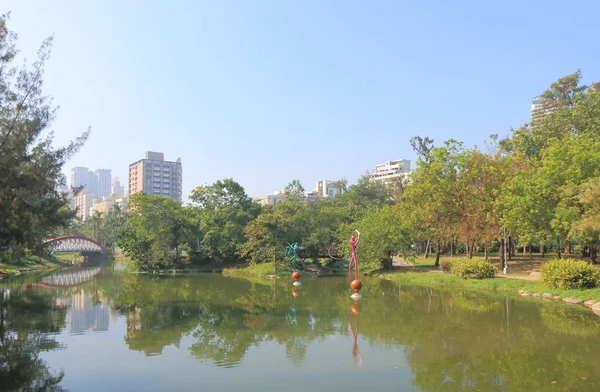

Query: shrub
[440,259,452,273]
[450,258,496,279]
[541,259,600,289]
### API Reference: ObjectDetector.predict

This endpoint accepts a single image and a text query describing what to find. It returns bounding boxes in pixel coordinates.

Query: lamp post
[503,226,508,274]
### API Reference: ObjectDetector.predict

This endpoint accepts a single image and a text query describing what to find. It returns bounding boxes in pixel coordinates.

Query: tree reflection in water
[0,287,68,391]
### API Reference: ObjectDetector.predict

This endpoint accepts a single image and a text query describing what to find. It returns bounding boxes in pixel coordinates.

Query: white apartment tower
[369,159,411,184]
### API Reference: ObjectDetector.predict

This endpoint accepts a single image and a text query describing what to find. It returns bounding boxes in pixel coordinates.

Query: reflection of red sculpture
[291,288,300,297]
[349,302,363,366]
[292,271,301,281]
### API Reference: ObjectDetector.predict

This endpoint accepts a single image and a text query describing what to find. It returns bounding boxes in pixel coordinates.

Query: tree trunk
[556,238,561,259]
[500,238,505,263]
[484,245,488,260]
[469,242,475,259]
[528,245,533,260]
[435,242,441,267]
[591,246,597,264]
[523,246,526,254]
[424,240,431,259]
[508,236,513,260]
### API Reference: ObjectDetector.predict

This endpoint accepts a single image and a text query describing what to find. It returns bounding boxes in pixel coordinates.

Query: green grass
[378,270,600,302]
[223,262,280,278]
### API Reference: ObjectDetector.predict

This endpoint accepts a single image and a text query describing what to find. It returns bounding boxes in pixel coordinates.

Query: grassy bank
[223,262,281,278]
[378,270,600,302]
[0,254,76,277]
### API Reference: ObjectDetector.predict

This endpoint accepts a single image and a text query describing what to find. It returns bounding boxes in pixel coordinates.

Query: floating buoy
[292,271,301,281]
[292,281,302,287]
[350,279,362,292]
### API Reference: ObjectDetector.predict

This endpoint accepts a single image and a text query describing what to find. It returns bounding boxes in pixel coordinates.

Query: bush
[440,259,452,273]
[450,258,496,279]
[541,259,600,289]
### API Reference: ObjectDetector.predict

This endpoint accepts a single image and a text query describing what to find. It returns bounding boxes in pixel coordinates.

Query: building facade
[369,159,411,185]
[313,180,344,198]
[252,192,286,206]
[74,193,96,221]
[70,167,92,193]
[111,177,125,197]
[128,152,183,201]
[530,95,556,124]
[94,169,112,198]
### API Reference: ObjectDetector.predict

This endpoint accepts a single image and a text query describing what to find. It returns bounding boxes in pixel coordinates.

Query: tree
[402,140,464,265]
[500,71,588,159]
[117,193,192,270]
[0,14,89,260]
[189,179,258,263]
[283,179,305,202]
[572,178,600,263]
[343,204,414,270]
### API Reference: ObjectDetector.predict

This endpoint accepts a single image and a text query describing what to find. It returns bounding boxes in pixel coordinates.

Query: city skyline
[5,1,599,200]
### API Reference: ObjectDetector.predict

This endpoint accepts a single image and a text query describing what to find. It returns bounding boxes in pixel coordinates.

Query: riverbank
[0,254,78,279]
[377,270,600,304]
[220,260,600,311]
[222,259,351,279]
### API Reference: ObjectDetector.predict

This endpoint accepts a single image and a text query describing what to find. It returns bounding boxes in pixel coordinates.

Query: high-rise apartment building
[369,159,411,185]
[70,167,92,192]
[530,95,555,124]
[94,169,112,198]
[128,152,183,201]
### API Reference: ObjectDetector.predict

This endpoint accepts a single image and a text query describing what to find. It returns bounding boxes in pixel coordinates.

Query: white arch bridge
[42,236,104,253]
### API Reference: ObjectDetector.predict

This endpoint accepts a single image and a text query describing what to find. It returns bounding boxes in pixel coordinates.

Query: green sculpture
[285,242,302,270]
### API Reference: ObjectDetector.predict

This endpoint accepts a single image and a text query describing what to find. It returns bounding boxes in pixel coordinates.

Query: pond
[1,267,600,391]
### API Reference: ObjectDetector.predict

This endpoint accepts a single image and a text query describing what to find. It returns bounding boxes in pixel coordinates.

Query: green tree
[343,204,414,270]
[189,179,258,263]
[403,140,464,265]
[283,179,305,202]
[0,14,89,260]
[117,193,192,270]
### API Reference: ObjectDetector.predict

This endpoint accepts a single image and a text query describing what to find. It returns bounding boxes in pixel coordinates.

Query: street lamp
[503,225,508,274]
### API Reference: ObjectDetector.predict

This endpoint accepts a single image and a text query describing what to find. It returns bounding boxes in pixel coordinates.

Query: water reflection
[349,302,363,367]
[1,271,600,391]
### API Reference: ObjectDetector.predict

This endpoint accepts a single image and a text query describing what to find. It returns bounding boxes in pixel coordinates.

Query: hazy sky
[4,0,600,199]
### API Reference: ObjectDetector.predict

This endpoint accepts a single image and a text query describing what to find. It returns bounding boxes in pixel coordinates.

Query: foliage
[450,258,496,279]
[343,204,413,270]
[189,179,258,263]
[117,193,193,270]
[439,259,452,273]
[283,179,305,201]
[540,259,600,289]
[0,14,88,261]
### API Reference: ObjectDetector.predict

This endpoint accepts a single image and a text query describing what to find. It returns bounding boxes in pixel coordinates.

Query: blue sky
[4,0,600,199]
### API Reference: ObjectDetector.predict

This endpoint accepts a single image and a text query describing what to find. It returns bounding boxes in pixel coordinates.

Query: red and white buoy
[350,279,363,300]
[292,271,302,287]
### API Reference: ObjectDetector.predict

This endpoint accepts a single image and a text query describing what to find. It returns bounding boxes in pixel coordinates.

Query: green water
[1,267,600,391]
